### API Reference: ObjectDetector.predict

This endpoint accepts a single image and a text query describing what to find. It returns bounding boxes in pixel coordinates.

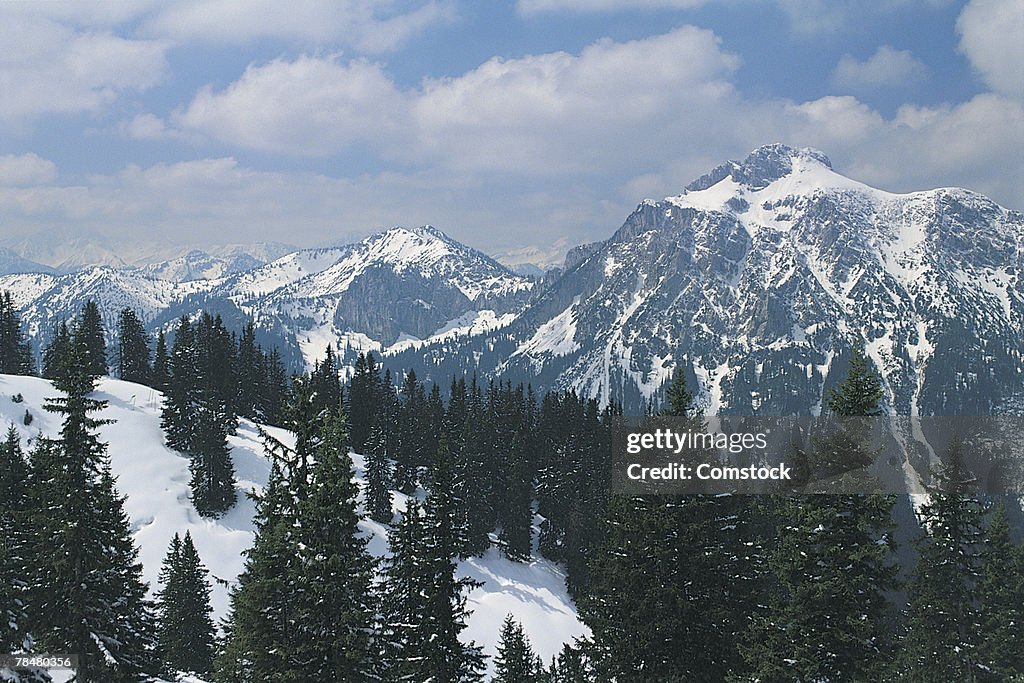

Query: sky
[0,0,1021,262]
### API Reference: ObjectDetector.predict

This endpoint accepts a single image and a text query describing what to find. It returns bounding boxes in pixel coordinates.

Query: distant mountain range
[2,144,1021,418]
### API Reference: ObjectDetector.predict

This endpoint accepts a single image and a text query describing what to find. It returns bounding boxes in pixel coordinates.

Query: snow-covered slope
[0,374,586,673]
[0,226,534,372]
[395,144,1021,417]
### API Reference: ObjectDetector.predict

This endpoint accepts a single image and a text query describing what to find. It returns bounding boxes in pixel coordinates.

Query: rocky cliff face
[2,145,1020,417]
[395,145,1023,417]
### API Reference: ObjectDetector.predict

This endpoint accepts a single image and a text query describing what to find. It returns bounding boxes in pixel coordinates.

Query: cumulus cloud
[831,46,928,91]
[0,11,168,123]
[139,0,454,52]
[517,0,706,15]
[957,0,1024,100]
[0,154,58,186]
[174,55,407,155]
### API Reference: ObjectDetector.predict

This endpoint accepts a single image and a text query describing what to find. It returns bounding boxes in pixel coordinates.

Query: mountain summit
[390,145,1022,422]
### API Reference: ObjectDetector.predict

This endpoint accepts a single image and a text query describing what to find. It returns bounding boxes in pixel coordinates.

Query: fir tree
[187,404,237,517]
[380,440,486,681]
[234,321,262,419]
[161,317,197,452]
[346,351,382,452]
[898,435,989,681]
[215,464,301,682]
[419,435,486,680]
[493,614,542,683]
[0,292,33,375]
[41,321,71,382]
[116,308,151,385]
[151,329,170,393]
[29,353,157,680]
[0,426,31,657]
[73,300,108,377]
[976,502,1024,678]
[379,500,431,679]
[365,421,394,523]
[155,532,215,677]
[739,345,897,682]
[290,415,377,680]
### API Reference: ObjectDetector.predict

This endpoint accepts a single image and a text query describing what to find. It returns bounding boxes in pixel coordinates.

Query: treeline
[3,295,1024,681]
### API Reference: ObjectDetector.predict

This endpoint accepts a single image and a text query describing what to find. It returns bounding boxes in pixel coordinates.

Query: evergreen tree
[346,351,382,452]
[218,397,375,681]
[73,300,108,377]
[739,345,896,682]
[188,403,237,517]
[898,435,989,681]
[151,329,170,393]
[155,532,215,677]
[309,344,342,418]
[379,500,431,679]
[380,439,485,681]
[161,317,197,452]
[235,321,262,420]
[259,348,288,426]
[215,463,301,683]
[394,369,427,492]
[41,321,71,382]
[493,614,542,683]
[0,292,33,375]
[0,426,31,657]
[976,502,1024,678]
[365,421,394,523]
[29,353,157,680]
[116,308,151,385]
[290,415,377,680]
[420,436,486,680]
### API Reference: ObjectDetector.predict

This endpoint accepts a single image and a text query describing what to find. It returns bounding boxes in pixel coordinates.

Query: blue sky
[0,0,1021,262]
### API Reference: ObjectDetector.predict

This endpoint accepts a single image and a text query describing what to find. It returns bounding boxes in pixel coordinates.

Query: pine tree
[976,502,1024,678]
[73,300,108,377]
[365,421,394,523]
[259,347,288,426]
[379,500,431,679]
[116,308,151,385]
[420,435,486,680]
[155,532,215,677]
[493,614,542,683]
[395,369,427,492]
[188,404,237,517]
[898,435,989,681]
[380,441,485,681]
[161,317,197,452]
[235,321,262,419]
[41,321,71,381]
[290,415,377,680]
[0,292,33,375]
[29,353,157,680]
[150,330,170,392]
[739,345,896,682]
[346,351,382,452]
[0,426,31,658]
[215,464,301,683]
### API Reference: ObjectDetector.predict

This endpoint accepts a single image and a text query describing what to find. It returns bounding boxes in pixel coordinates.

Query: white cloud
[0,154,58,186]
[139,0,454,52]
[831,46,928,91]
[174,55,407,155]
[517,0,706,15]
[0,12,168,123]
[411,26,742,173]
[957,0,1024,100]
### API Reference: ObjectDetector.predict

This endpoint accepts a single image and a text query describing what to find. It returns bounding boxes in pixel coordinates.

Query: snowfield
[0,374,587,678]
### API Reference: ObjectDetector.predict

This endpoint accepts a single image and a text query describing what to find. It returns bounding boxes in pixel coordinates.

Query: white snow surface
[0,373,586,677]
